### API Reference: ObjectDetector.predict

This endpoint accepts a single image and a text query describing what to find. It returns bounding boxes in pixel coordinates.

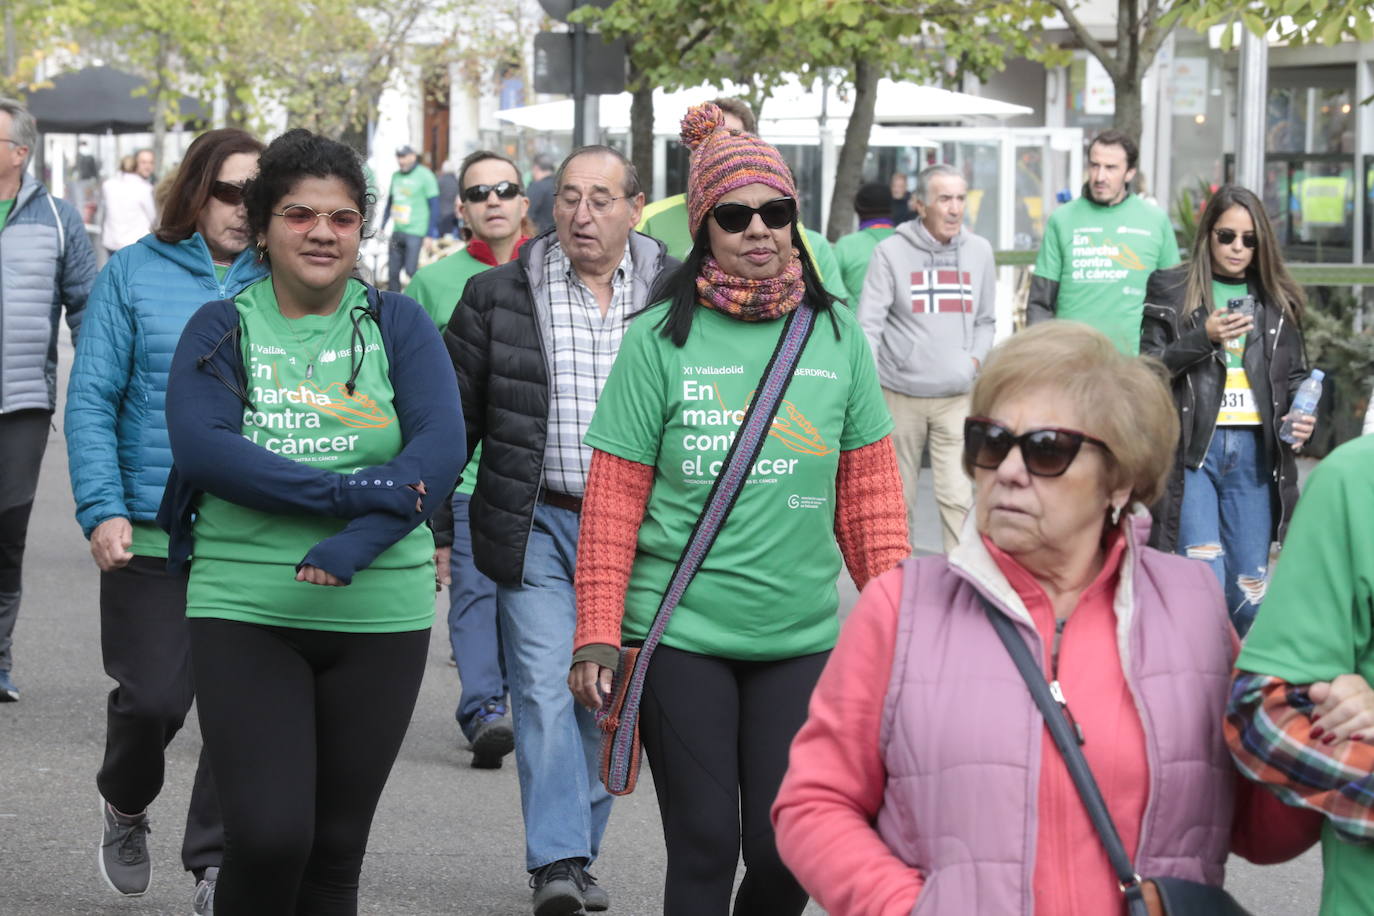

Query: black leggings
[639,645,829,916]
[189,618,428,916]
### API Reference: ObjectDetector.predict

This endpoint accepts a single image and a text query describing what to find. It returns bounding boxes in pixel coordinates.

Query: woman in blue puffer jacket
[65,128,264,912]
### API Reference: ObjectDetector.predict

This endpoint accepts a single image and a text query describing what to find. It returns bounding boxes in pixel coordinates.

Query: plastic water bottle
[1280,369,1324,444]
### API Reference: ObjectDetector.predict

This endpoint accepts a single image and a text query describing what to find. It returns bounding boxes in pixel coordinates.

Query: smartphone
[1227,295,1256,320]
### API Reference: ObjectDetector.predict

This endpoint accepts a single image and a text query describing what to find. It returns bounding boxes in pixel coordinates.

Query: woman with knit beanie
[568,103,909,914]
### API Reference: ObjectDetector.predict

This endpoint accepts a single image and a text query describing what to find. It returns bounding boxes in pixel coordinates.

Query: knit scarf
[695,254,805,321]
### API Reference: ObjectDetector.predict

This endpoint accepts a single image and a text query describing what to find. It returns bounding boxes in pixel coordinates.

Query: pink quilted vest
[877,514,1237,914]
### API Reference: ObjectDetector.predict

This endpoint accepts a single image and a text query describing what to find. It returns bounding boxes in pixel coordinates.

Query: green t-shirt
[833,225,895,303]
[584,302,892,660]
[131,522,169,558]
[0,198,15,231]
[1236,435,1374,916]
[389,164,439,237]
[804,227,850,303]
[404,247,492,496]
[186,278,433,632]
[637,194,693,261]
[1212,277,1259,426]
[1032,193,1180,354]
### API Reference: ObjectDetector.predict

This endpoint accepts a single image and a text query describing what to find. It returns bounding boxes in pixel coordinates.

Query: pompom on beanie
[680,102,797,237]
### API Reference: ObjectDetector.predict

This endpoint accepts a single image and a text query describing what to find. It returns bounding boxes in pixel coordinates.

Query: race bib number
[1217,367,1261,425]
[392,203,412,226]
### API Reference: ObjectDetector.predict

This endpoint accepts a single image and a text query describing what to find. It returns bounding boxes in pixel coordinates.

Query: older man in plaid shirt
[443,144,676,916]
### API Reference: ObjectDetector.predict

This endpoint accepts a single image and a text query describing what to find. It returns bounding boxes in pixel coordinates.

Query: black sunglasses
[462,181,522,203]
[210,181,245,206]
[963,417,1113,478]
[1213,228,1257,249]
[711,197,796,233]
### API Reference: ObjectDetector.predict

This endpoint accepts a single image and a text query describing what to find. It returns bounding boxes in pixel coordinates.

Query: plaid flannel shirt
[540,240,633,497]
[1226,672,1374,844]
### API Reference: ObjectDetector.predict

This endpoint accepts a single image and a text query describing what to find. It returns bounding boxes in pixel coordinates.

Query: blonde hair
[968,322,1179,506]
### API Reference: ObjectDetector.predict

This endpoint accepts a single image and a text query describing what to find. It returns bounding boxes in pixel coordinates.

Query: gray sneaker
[98,797,151,896]
[583,869,610,911]
[529,858,585,916]
[192,866,218,915]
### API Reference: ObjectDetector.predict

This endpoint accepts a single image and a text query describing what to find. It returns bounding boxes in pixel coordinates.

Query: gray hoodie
[856,220,996,398]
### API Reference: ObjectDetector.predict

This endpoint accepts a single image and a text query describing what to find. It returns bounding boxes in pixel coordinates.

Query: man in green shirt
[833,181,895,301]
[1026,129,1180,354]
[405,150,529,769]
[383,144,439,291]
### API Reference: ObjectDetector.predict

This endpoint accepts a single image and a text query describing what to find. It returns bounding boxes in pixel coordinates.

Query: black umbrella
[26,65,207,134]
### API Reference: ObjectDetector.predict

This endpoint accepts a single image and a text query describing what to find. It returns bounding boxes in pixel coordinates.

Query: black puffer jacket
[441,229,675,585]
[1140,263,1308,552]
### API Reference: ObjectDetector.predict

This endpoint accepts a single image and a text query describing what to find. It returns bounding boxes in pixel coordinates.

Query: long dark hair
[1183,183,1305,322]
[648,221,839,347]
[155,128,264,244]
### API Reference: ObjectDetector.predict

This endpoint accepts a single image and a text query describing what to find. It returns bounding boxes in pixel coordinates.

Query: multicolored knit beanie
[680,102,797,237]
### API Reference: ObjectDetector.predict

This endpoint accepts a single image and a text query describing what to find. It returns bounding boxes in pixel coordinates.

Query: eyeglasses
[555,192,626,215]
[272,204,365,235]
[963,417,1113,478]
[1213,228,1258,249]
[462,181,522,203]
[210,181,245,206]
[711,197,796,233]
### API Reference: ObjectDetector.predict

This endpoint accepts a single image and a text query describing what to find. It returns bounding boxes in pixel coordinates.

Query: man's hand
[1280,412,1315,451]
[91,517,133,571]
[434,546,451,588]
[569,660,614,712]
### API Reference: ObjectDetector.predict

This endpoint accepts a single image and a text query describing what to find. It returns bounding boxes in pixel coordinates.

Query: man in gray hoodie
[857,163,996,551]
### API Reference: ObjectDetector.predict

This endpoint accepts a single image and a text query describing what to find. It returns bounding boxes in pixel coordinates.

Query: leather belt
[539,489,583,514]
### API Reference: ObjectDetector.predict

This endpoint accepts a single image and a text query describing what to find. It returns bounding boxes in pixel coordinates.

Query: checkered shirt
[1226,672,1374,843]
[541,240,634,497]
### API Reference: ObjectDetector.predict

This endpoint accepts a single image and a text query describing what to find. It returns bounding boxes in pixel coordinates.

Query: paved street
[0,334,1321,914]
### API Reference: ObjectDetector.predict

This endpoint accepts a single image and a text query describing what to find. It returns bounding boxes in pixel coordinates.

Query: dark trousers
[96,555,222,873]
[387,232,424,291]
[0,409,51,671]
[447,493,505,741]
[639,645,829,916]
[189,618,428,915]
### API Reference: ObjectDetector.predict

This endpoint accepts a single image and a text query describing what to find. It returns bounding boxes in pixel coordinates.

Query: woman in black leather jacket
[1140,184,1312,635]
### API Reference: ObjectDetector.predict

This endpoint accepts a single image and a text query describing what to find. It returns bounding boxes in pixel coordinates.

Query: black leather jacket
[1140,264,1307,552]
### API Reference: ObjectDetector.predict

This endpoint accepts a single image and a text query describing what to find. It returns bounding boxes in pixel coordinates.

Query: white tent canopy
[495,77,1031,139]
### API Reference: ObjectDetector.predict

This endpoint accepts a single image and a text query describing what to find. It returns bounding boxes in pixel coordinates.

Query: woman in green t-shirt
[162,129,462,914]
[567,103,909,915]
[1141,184,1312,635]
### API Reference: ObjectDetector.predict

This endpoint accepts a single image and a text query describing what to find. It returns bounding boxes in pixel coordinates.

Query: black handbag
[979,596,1253,916]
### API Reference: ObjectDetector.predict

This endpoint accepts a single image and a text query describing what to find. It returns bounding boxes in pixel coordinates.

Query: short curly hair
[243,128,374,243]
[967,321,1179,507]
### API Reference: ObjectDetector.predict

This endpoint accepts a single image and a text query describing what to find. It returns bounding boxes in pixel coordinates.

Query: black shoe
[583,869,610,912]
[529,858,587,916]
[471,702,514,769]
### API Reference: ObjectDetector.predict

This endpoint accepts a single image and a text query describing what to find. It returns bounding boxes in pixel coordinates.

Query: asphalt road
[0,334,1322,915]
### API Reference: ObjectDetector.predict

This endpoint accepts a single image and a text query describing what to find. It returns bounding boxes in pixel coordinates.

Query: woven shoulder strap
[600,305,817,774]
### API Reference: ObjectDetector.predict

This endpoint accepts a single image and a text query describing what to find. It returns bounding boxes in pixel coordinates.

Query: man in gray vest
[0,97,96,701]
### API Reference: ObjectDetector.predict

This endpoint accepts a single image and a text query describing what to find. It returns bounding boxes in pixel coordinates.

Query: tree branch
[1049,0,1119,80]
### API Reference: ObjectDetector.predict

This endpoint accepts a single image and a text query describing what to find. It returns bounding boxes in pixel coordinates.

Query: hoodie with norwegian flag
[856,220,997,398]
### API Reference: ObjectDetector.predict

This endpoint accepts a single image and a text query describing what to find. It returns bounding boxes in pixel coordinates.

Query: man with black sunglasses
[406,150,530,772]
[858,163,996,552]
[1026,129,1180,354]
[382,144,439,291]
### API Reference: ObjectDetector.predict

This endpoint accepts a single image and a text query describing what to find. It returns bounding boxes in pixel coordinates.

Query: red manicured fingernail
[1310,726,1325,739]
[1323,734,1336,745]
[1353,734,1365,742]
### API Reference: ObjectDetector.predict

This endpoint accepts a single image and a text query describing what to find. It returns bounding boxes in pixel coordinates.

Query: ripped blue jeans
[1177,425,1276,636]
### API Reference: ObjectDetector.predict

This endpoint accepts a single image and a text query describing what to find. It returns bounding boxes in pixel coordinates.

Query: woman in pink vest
[772,321,1320,915]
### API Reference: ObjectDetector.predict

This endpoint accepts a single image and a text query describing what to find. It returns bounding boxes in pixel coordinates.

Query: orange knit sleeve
[835,435,910,590]
[574,449,654,654]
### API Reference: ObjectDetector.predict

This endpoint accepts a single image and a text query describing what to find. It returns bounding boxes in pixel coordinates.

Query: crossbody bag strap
[600,305,817,765]
[978,595,1151,916]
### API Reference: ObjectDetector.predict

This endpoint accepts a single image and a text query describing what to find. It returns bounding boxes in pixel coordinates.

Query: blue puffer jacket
[65,233,267,537]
